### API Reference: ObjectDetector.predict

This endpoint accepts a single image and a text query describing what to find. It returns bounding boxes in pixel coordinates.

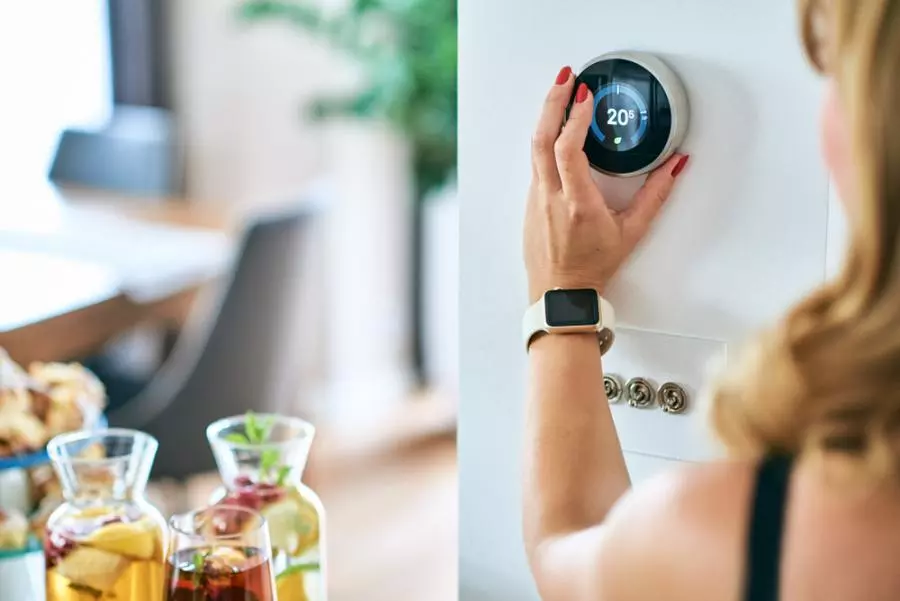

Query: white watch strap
[521,298,548,348]
[522,291,616,354]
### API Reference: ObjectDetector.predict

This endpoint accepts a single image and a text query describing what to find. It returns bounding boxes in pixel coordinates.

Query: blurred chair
[106,199,324,479]
[48,106,179,196]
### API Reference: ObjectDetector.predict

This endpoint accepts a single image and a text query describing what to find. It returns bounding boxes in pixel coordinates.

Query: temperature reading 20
[607,108,636,126]
[590,81,650,152]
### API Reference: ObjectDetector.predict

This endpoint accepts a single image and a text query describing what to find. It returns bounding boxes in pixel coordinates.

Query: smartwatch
[522,288,616,354]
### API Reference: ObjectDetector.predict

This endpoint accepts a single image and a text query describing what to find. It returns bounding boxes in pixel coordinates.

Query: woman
[522,1,900,599]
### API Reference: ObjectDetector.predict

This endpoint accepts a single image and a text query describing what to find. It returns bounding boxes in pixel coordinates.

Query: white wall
[459,1,837,598]
[168,0,354,209]
[168,1,418,413]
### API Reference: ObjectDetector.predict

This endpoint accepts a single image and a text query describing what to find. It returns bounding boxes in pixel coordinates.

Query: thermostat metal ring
[575,50,690,178]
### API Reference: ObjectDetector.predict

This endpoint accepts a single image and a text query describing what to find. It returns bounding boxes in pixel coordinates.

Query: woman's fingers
[621,154,690,235]
[532,66,576,190]
[554,83,596,200]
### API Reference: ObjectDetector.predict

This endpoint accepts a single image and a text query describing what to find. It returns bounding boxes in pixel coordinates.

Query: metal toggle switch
[625,377,655,409]
[604,374,624,403]
[657,382,688,414]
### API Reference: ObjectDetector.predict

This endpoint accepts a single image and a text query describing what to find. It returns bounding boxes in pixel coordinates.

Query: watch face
[544,289,600,327]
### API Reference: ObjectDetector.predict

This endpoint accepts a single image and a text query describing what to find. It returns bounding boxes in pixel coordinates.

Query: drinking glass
[165,505,277,601]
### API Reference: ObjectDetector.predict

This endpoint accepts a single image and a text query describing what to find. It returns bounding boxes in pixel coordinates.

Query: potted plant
[239,0,458,398]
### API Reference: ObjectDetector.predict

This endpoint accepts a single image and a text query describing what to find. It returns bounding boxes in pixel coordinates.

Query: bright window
[0,1,112,189]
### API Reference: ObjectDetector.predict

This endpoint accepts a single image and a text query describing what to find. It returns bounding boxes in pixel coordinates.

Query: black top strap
[744,454,794,601]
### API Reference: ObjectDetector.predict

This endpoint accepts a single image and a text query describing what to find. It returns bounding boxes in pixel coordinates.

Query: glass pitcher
[207,414,326,601]
[44,429,166,601]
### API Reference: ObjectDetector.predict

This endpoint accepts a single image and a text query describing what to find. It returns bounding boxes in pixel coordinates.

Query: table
[0,184,235,364]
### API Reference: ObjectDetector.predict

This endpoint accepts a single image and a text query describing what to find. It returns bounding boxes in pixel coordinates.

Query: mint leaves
[245,412,274,444]
[225,412,293,486]
[224,432,250,445]
[276,562,321,580]
[260,449,280,477]
[192,550,208,585]
[275,465,292,486]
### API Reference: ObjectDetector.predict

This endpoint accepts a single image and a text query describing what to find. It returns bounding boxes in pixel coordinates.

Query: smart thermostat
[570,51,689,178]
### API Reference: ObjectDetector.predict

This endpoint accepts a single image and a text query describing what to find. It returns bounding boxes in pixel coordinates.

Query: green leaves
[225,432,250,445]
[276,562,322,579]
[245,411,274,444]
[275,465,293,486]
[238,0,322,28]
[224,411,272,445]
[260,448,280,476]
[228,412,294,486]
[238,0,458,201]
[192,551,208,585]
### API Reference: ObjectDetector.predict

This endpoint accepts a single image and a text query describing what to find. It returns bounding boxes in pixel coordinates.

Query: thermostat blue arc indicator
[572,51,688,177]
[590,82,650,153]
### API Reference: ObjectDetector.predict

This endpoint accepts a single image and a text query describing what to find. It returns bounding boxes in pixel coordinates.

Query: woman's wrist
[529,330,604,355]
[528,281,607,304]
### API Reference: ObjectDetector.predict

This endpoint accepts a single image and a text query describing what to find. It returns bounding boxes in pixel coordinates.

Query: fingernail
[555,66,572,85]
[671,154,690,178]
[575,83,589,104]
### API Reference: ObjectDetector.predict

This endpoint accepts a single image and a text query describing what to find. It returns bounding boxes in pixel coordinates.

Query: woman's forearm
[520,67,684,582]
[523,332,631,556]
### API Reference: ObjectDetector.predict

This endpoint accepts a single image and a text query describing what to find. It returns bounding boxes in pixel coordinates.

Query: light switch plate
[604,328,727,462]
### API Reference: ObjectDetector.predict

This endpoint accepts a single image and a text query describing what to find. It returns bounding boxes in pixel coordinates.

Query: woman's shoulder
[596,459,761,600]
[611,458,760,529]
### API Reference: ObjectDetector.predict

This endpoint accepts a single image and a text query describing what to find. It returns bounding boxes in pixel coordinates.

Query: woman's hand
[524,66,690,302]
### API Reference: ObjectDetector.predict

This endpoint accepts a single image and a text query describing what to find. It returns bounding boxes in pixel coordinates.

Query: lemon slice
[261,490,319,557]
[276,570,309,601]
[84,519,156,560]
[261,499,301,556]
[77,507,113,519]
[204,545,249,573]
[290,492,320,557]
[55,547,129,592]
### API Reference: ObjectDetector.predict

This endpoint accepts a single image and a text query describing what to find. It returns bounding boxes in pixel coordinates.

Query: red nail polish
[671,155,690,178]
[575,83,589,103]
[555,66,572,85]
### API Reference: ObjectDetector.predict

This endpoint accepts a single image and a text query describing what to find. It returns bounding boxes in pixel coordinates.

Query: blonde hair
[709,0,900,478]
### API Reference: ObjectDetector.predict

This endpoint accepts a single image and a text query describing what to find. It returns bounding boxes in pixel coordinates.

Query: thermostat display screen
[592,82,649,152]
[572,56,675,176]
